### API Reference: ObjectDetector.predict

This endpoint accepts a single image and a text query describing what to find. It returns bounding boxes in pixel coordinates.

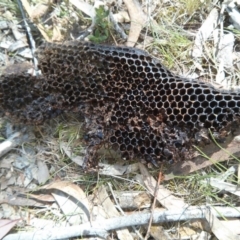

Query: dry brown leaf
[0,192,49,207]
[31,2,49,19]
[42,181,90,225]
[123,0,147,47]
[52,24,63,42]
[36,160,49,184]
[165,128,240,180]
[204,209,238,240]
[0,219,21,239]
[114,191,151,209]
[95,186,134,240]
[139,163,187,209]
[21,0,50,42]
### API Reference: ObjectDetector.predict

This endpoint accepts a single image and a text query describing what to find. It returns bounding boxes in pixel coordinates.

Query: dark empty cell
[90,83,96,89]
[142,61,148,66]
[122,111,129,118]
[67,90,73,96]
[145,67,150,72]
[164,83,170,90]
[135,60,141,66]
[123,137,130,146]
[177,83,184,89]
[146,147,153,154]
[120,105,126,111]
[157,102,163,108]
[118,117,125,125]
[167,108,172,115]
[133,72,139,78]
[132,54,138,59]
[116,63,122,69]
[217,114,225,122]
[147,134,154,141]
[210,101,218,108]
[137,67,144,75]
[198,94,205,101]
[123,99,130,106]
[195,89,202,95]
[130,138,137,146]
[178,101,184,108]
[182,95,189,101]
[206,112,216,121]
[187,88,194,95]
[117,137,124,144]
[202,89,210,94]
[120,58,126,64]
[179,88,186,95]
[181,108,187,115]
[224,96,231,101]
[219,101,226,107]
[115,130,122,137]
[215,95,223,101]
[127,145,133,151]
[110,136,117,143]
[132,90,138,95]
[190,95,197,101]
[172,89,178,95]
[113,57,119,63]
[176,115,183,121]
[131,101,137,107]
[69,96,76,102]
[128,59,134,65]
[193,101,200,108]
[120,70,126,76]
[64,83,72,90]
[130,65,136,72]
[154,96,160,103]
[213,107,222,115]
[122,64,129,71]
[191,114,198,122]
[149,79,154,85]
[128,95,134,101]
[163,102,169,108]
[196,107,204,114]
[116,111,122,117]
[204,107,212,114]
[206,94,214,101]
[169,114,175,121]
[120,144,126,151]
[147,72,153,78]
[148,96,154,103]
[183,115,190,122]
[154,73,161,79]
[188,108,195,115]
[140,147,145,154]
[111,116,117,122]
[109,63,115,68]
[199,115,207,123]
[143,85,150,91]
[170,83,176,89]
[126,89,132,95]
[201,101,208,108]
[184,82,192,88]
[150,102,156,109]
[125,71,132,78]
[125,53,131,58]
[228,101,236,108]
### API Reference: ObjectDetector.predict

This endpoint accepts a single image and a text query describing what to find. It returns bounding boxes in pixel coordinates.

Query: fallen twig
[145,170,162,240]
[0,131,27,158]
[3,206,240,240]
[17,0,38,72]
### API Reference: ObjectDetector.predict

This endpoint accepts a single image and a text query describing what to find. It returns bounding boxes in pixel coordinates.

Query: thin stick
[3,206,240,240]
[17,0,38,72]
[145,168,163,240]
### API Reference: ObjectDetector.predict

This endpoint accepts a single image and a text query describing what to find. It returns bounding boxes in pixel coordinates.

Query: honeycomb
[1,41,240,166]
